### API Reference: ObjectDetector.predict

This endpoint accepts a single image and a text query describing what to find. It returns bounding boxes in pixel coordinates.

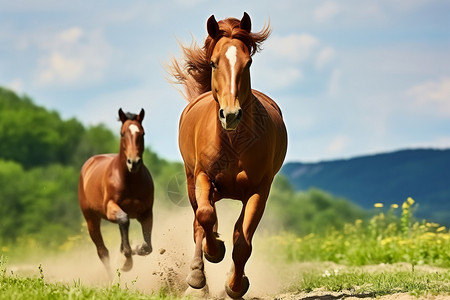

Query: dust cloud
[9,200,288,299]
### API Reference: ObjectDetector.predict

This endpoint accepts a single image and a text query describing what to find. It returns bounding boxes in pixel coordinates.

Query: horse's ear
[207,15,219,39]
[118,108,127,123]
[240,12,252,33]
[137,108,145,122]
[240,12,251,33]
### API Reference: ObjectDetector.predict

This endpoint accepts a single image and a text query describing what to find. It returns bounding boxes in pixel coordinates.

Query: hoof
[204,239,225,263]
[225,275,249,299]
[121,257,133,272]
[186,269,206,289]
[133,243,152,256]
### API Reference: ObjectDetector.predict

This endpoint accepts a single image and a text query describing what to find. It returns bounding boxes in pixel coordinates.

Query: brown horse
[78,108,154,277]
[170,13,287,298]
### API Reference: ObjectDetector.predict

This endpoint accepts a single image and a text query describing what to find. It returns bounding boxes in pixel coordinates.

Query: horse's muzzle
[127,157,142,173]
[219,108,242,130]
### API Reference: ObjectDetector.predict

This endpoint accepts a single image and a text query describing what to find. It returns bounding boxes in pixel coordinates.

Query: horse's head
[118,108,145,173]
[207,13,254,131]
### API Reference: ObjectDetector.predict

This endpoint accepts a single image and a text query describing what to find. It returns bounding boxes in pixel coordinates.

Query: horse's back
[252,89,287,173]
[78,154,116,213]
[80,154,115,187]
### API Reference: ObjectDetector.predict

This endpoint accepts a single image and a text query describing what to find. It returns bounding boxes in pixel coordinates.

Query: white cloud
[251,33,322,90]
[314,1,340,22]
[38,52,84,84]
[6,79,24,93]
[326,135,349,156]
[35,27,111,86]
[327,69,341,96]
[316,46,335,69]
[252,64,303,91]
[407,77,450,116]
[57,27,83,43]
[265,33,319,63]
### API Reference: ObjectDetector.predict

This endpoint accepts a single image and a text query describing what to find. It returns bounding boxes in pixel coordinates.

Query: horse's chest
[118,194,150,215]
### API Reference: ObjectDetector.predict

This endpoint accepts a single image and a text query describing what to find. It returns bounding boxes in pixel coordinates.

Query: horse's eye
[210,61,216,69]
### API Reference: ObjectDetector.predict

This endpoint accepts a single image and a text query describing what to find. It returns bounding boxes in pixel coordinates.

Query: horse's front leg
[226,190,268,299]
[135,209,153,256]
[106,200,133,272]
[195,172,225,263]
[186,172,225,289]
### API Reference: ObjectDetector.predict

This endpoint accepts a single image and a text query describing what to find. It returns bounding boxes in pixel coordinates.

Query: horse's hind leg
[85,212,112,278]
[106,201,133,272]
[135,209,153,256]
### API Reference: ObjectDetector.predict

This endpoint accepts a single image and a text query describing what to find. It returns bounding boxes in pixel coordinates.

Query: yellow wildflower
[402,201,409,210]
[391,204,399,209]
[437,226,446,233]
[407,197,415,205]
[380,237,392,246]
[374,203,383,208]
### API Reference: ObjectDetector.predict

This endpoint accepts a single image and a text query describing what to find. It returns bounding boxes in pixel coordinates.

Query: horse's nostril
[236,109,242,120]
[127,159,132,164]
[219,109,225,119]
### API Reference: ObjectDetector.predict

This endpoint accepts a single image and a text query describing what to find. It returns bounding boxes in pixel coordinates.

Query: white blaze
[225,45,237,95]
[129,124,140,135]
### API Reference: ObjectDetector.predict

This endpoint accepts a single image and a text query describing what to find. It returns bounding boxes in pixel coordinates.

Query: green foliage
[0,160,81,244]
[263,175,367,235]
[263,198,450,268]
[71,124,118,168]
[0,88,85,168]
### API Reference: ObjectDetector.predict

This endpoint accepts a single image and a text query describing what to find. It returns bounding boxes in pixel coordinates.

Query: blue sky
[1,0,449,162]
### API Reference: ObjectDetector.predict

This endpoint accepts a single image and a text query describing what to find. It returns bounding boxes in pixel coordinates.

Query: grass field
[1,198,449,299]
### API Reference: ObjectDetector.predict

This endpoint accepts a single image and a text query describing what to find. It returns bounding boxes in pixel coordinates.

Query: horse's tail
[167,40,211,102]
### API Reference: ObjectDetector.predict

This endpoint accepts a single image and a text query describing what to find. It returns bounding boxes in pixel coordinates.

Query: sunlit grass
[0,256,173,300]
[263,197,450,267]
[2,197,450,298]
[296,267,450,296]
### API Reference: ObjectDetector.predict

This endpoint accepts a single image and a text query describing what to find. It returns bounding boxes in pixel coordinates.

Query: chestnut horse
[78,108,154,277]
[170,13,287,298]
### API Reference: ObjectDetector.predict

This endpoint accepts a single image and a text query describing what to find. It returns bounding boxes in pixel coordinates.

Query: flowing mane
[169,17,271,101]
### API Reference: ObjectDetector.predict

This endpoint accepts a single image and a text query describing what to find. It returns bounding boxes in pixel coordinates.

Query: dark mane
[169,16,271,102]
[119,112,138,121]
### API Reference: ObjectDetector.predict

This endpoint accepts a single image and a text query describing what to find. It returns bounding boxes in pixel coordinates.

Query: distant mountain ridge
[281,149,450,226]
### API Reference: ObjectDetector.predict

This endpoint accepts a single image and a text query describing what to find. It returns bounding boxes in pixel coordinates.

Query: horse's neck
[115,151,130,177]
[238,92,256,126]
